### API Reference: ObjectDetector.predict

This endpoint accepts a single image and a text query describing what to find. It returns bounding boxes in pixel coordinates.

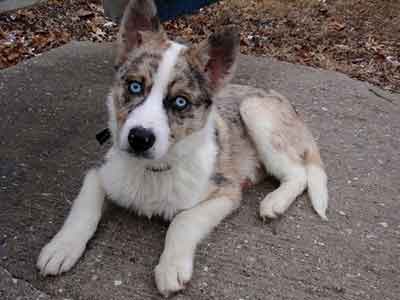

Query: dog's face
[108,0,239,160]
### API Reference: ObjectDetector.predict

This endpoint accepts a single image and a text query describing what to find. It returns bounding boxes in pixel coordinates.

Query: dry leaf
[328,21,346,31]
[77,8,94,18]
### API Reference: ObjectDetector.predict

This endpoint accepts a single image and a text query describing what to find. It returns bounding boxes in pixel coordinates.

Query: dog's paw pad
[155,257,193,297]
[37,236,86,276]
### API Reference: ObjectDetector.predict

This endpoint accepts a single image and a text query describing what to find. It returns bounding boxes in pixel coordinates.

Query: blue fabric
[154,0,217,21]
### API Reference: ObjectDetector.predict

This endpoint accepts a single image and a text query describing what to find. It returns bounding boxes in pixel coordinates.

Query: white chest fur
[99,125,218,220]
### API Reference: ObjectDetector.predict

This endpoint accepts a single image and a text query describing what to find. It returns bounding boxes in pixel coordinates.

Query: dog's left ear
[116,0,163,68]
[188,26,240,92]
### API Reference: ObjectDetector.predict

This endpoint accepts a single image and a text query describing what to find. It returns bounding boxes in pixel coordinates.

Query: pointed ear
[188,26,240,92]
[116,0,162,68]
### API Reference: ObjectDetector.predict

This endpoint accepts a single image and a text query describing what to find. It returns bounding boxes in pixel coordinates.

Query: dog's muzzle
[128,126,156,155]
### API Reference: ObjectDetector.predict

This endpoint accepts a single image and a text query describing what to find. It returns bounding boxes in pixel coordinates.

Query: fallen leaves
[164,0,399,92]
[76,8,95,18]
[328,20,346,32]
[0,0,399,92]
[0,0,117,69]
[31,31,70,50]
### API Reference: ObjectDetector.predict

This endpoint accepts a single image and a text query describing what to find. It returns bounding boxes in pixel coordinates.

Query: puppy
[37,0,328,296]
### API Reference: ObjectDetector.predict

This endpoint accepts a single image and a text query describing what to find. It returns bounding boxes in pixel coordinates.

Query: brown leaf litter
[0,0,399,92]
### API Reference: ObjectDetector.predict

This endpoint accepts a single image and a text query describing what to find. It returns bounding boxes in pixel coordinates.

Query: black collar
[96,128,111,145]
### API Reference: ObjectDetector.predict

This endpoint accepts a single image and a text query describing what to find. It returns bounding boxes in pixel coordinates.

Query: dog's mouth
[145,164,171,172]
[125,147,172,172]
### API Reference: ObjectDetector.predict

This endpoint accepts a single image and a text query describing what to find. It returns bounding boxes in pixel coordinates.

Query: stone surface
[0,266,50,299]
[0,0,45,13]
[0,41,399,300]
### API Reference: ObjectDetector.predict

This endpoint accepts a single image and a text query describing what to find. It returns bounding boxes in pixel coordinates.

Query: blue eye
[172,96,190,111]
[128,81,143,94]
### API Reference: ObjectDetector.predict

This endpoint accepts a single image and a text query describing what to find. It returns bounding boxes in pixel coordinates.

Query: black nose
[128,127,155,153]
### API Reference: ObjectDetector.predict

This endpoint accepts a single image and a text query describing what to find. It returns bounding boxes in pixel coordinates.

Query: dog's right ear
[116,0,161,68]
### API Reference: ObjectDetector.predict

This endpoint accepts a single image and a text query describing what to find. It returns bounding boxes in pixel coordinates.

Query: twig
[369,88,397,105]
[383,87,400,95]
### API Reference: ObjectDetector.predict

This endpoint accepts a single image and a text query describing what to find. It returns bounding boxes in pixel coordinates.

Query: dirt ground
[1,0,399,92]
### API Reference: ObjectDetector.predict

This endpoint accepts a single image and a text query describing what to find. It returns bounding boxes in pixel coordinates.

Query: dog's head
[108,0,239,160]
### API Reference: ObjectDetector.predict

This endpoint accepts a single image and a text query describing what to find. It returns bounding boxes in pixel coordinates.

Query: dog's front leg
[155,195,239,297]
[37,168,105,275]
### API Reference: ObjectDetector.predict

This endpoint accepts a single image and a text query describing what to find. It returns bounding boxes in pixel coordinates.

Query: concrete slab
[0,266,50,300]
[0,0,45,13]
[0,41,399,300]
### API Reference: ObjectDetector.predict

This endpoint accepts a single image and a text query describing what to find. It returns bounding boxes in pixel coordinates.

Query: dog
[36,0,328,296]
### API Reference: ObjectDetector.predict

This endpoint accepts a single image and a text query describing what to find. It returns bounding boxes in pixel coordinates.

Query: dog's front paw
[36,234,86,276]
[154,255,193,297]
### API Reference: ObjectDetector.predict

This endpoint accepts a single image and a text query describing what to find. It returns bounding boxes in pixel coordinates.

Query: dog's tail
[304,146,329,220]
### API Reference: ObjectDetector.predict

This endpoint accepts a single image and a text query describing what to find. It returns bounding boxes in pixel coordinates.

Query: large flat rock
[0,0,45,13]
[0,41,399,300]
[0,266,50,300]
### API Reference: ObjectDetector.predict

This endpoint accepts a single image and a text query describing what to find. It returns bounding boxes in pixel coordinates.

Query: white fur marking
[120,42,186,159]
[100,111,218,220]
[37,169,105,275]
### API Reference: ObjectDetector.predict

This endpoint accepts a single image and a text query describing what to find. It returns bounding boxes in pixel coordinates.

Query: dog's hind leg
[240,91,328,220]
[37,168,105,275]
